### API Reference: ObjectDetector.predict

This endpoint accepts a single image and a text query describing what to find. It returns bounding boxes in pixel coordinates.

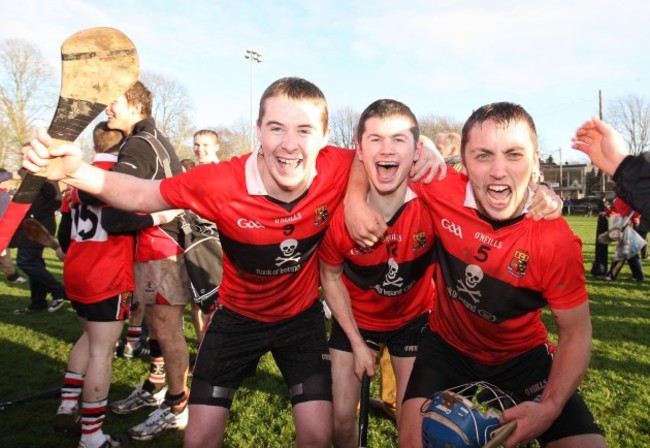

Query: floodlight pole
[245,49,262,151]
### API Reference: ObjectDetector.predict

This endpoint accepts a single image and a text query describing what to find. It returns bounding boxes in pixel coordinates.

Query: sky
[2,0,649,163]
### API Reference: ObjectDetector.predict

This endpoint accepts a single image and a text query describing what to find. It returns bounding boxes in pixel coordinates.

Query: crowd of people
[2,74,646,448]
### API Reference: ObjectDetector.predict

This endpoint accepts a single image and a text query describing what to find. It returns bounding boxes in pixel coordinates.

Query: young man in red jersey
[52,122,134,448]
[319,99,437,446]
[389,103,605,448]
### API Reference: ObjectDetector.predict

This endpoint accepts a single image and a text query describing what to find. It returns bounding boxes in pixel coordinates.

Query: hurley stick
[0,27,139,252]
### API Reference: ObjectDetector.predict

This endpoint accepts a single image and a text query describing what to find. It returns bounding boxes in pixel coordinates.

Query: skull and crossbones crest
[456,264,484,303]
[275,238,301,267]
[382,258,404,288]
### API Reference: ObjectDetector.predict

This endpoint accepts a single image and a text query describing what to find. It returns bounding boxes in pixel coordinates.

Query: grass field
[0,215,648,447]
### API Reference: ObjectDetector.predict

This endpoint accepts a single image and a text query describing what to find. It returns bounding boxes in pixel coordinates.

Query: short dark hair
[461,102,538,155]
[257,77,328,132]
[194,129,219,144]
[356,99,419,144]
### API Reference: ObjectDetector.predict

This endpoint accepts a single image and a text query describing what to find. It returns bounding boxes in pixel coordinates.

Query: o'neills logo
[275,213,302,224]
[314,205,329,226]
[474,231,502,249]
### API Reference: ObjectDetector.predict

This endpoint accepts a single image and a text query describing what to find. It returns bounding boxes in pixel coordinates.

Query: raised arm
[24,128,170,213]
[572,117,628,176]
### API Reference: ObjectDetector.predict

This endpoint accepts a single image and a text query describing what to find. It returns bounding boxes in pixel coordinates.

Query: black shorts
[189,301,332,408]
[71,292,132,322]
[328,313,428,357]
[404,329,603,444]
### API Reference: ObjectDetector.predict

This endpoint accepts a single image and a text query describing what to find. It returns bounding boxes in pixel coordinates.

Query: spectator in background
[185,129,224,345]
[563,197,573,215]
[603,196,644,282]
[11,162,66,315]
[591,198,611,279]
[193,129,220,164]
[433,131,462,172]
[572,117,650,217]
[631,201,649,260]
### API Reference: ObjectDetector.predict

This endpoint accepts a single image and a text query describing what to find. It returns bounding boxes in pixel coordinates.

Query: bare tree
[141,71,195,157]
[418,114,463,141]
[0,39,54,169]
[217,118,253,160]
[606,94,650,155]
[329,107,359,149]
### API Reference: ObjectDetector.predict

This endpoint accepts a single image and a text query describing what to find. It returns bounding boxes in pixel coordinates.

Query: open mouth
[277,157,302,170]
[487,185,512,205]
[376,161,399,179]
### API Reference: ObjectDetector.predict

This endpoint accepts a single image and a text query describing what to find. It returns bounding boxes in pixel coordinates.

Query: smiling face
[358,115,418,197]
[256,95,329,201]
[463,119,538,220]
[193,133,220,165]
[105,95,141,135]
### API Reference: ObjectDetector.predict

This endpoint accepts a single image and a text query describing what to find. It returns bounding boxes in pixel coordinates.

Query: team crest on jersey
[313,205,329,226]
[412,231,427,252]
[507,249,530,278]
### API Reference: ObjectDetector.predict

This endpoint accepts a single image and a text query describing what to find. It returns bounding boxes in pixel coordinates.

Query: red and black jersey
[160,146,354,322]
[412,170,588,365]
[319,190,435,331]
[64,154,135,303]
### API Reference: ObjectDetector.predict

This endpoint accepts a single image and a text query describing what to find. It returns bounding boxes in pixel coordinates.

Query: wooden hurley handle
[484,420,517,448]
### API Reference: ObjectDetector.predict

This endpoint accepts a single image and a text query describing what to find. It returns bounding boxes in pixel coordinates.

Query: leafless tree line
[2,38,649,172]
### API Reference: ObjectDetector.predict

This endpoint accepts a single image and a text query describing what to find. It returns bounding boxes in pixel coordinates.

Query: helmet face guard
[421,381,517,448]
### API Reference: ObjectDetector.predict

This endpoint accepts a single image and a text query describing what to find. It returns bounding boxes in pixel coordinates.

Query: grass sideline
[0,215,648,447]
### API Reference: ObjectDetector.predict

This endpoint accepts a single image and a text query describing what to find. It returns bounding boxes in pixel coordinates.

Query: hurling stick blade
[22,219,59,249]
[484,420,517,448]
[41,27,139,175]
[0,27,138,252]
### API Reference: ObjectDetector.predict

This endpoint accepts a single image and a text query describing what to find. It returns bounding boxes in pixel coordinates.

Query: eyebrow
[366,131,409,139]
[264,120,315,130]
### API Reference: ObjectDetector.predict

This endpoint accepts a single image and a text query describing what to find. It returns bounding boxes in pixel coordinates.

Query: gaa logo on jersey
[313,205,329,226]
[507,249,530,279]
[412,231,428,252]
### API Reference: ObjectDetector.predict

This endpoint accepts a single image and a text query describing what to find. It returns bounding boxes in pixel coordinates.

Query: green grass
[0,215,648,447]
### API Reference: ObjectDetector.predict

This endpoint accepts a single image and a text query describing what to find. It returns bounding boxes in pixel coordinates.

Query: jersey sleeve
[160,159,237,223]
[539,222,588,310]
[318,207,347,267]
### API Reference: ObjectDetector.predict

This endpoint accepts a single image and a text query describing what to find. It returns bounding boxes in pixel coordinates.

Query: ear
[415,138,424,160]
